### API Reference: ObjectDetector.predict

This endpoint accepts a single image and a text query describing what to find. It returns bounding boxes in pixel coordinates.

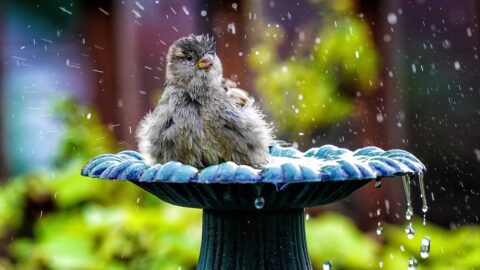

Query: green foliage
[53,98,116,167]
[248,0,379,135]
[306,213,378,269]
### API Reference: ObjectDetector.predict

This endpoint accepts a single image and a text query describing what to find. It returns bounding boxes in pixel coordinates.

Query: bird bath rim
[81,144,425,183]
[81,144,425,210]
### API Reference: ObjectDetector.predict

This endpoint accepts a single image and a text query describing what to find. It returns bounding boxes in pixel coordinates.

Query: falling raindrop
[322,261,332,270]
[405,223,415,239]
[200,10,207,17]
[420,236,431,259]
[407,257,418,270]
[375,179,382,188]
[402,176,413,221]
[305,213,310,220]
[254,197,265,209]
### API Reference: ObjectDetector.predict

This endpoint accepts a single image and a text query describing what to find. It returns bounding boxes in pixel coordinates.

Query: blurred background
[1,0,480,269]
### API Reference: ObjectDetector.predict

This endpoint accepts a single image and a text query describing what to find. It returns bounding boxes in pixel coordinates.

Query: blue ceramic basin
[81,144,425,209]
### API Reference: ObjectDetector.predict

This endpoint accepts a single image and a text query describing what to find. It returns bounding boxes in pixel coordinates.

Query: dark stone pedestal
[197,208,312,270]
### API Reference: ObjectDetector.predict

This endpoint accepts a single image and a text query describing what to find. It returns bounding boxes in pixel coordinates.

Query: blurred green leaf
[306,213,379,269]
[249,1,379,136]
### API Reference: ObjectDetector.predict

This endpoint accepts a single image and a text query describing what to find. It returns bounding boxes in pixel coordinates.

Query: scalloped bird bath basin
[81,144,425,270]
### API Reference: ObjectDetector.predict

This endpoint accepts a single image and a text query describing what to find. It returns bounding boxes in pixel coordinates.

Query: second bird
[136,35,274,168]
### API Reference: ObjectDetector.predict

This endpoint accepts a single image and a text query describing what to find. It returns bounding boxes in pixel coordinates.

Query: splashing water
[408,257,418,270]
[402,176,413,221]
[420,236,431,259]
[254,197,265,209]
[322,261,332,270]
[418,173,429,225]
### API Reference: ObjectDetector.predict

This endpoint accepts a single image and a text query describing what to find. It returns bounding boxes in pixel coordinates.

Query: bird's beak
[196,54,214,69]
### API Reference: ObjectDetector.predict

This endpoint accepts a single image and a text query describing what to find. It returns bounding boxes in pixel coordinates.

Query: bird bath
[81,144,425,270]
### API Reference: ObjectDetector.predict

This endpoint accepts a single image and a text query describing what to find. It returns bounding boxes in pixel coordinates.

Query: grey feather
[136,35,274,168]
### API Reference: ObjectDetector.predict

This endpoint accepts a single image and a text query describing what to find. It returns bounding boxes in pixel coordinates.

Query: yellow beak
[196,54,214,69]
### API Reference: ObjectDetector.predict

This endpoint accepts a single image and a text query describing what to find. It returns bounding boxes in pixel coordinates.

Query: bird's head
[165,34,222,90]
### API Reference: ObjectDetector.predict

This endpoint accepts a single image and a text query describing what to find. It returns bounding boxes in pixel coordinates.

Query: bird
[222,78,255,107]
[136,34,274,168]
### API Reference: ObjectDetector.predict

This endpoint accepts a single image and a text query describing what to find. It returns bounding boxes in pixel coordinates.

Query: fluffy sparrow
[136,35,273,168]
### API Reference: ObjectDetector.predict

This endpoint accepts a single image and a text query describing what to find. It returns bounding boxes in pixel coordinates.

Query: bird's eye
[186,55,193,61]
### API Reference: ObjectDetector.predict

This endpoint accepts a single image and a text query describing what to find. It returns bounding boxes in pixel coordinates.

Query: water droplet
[254,197,265,209]
[411,63,417,73]
[454,61,461,70]
[322,261,332,270]
[182,6,190,16]
[420,236,431,258]
[305,213,310,220]
[418,174,428,210]
[406,207,413,220]
[376,225,383,236]
[402,176,413,221]
[200,10,207,16]
[227,23,236,34]
[387,13,398,25]
[408,257,418,270]
[232,2,238,11]
[442,39,451,49]
[467,27,472,37]
[400,245,405,252]
[375,179,382,188]
[376,208,382,216]
[379,261,384,268]
[405,224,415,239]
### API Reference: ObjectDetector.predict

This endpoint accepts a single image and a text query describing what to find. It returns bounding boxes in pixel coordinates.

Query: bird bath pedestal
[81,145,425,270]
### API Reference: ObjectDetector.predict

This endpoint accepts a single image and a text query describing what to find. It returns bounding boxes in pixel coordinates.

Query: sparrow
[136,34,274,168]
[222,78,254,107]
